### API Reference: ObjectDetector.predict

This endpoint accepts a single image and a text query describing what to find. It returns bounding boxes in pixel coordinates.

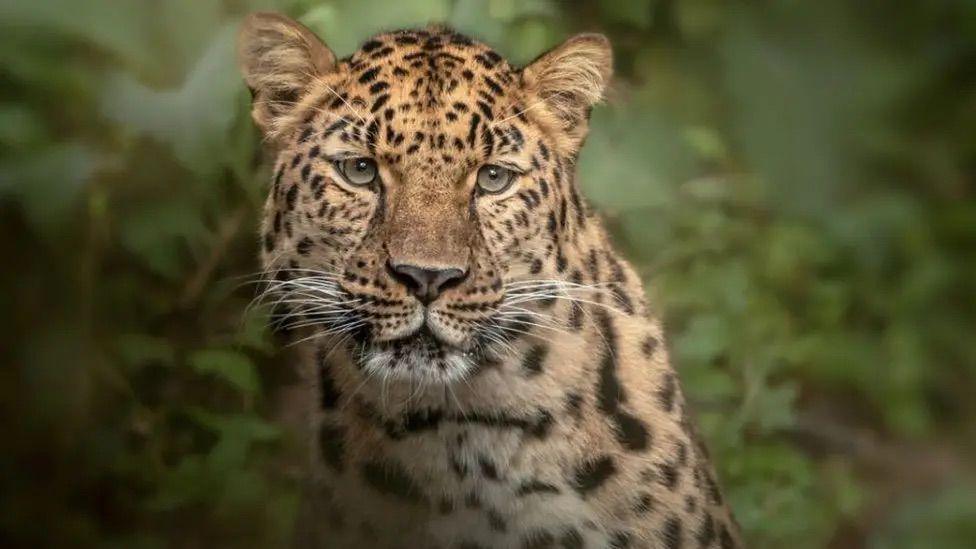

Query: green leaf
[301,0,452,56]
[188,349,259,395]
[0,142,100,231]
[115,334,176,370]
[99,23,244,180]
[598,0,655,29]
[118,198,209,280]
[0,0,153,66]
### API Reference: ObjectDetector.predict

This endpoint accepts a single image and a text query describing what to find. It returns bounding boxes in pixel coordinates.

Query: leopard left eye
[476,164,517,194]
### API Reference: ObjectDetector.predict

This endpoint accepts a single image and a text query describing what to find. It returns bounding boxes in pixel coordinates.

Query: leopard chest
[319,414,618,548]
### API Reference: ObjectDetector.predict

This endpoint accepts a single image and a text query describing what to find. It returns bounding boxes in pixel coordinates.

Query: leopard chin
[359,327,477,384]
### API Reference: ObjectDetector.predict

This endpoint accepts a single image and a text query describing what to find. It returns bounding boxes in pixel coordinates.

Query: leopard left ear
[521,33,613,132]
[237,12,337,137]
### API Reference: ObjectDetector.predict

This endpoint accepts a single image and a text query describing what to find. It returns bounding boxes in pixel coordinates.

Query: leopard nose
[387,261,468,305]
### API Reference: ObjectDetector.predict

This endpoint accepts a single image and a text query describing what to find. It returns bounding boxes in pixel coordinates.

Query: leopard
[237,12,742,549]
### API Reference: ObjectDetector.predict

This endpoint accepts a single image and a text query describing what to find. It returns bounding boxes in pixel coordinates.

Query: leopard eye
[476,164,516,194]
[336,157,378,186]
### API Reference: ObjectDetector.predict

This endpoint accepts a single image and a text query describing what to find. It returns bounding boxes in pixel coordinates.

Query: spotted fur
[238,12,742,549]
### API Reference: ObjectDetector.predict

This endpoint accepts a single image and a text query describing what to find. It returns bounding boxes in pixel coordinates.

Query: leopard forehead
[293,27,530,172]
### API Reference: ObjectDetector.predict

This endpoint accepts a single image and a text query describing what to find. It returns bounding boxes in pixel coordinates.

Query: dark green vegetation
[2,1,975,547]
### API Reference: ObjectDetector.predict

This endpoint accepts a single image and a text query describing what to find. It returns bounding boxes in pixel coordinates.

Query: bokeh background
[2,0,975,547]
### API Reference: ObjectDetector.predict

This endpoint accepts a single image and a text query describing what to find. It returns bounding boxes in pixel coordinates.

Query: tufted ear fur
[237,12,336,137]
[521,34,612,140]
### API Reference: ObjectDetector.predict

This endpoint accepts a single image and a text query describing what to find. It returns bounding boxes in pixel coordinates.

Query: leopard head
[239,13,612,383]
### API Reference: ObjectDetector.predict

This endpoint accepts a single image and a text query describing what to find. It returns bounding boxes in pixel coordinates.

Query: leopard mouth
[357,322,483,383]
[386,322,481,360]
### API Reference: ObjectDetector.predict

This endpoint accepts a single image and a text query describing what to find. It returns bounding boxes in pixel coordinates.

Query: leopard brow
[489,158,530,173]
[322,145,372,160]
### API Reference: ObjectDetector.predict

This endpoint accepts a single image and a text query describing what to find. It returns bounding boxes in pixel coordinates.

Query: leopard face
[240,14,611,383]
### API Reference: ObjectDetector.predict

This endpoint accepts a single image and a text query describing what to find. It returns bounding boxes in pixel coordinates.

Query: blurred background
[2,0,975,547]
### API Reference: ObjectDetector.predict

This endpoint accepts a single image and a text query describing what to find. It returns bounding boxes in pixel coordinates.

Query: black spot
[450,453,469,479]
[573,455,616,496]
[318,422,345,471]
[479,457,500,480]
[360,461,426,504]
[467,112,481,147]
[676,440,688,465]
[384,408,443,439]
[615,412,650,451]
[595,311,622,412]
[530,258,543,274]
[569,302,584,330]
[521,345,548,376]
[595,311,651,451]
[521,530,555,549]
[476,100,494,120]
[358,67,381,84]
[360,39,383,53]
[661,516,682,549]
[657,372,677,413]
[365,119,380,153]
[370,93,390,113]
[633,492,655,514]
[486,509,507,532]
[323,118,349,139]
[317,351,341,409]
[296,236,314,255]
[706,470,724,505]
[642,335,659,357]
[285,185,299,210]
[658,462,680,490]
[609,531,631,548]
[565,393,583,420]
[483,75,504,95]
[555,252,568,273]
[516,480,560,496]
[719,523,736,549]
[696,514,716,547]
[559,528,583,549]
[529,411,554,438]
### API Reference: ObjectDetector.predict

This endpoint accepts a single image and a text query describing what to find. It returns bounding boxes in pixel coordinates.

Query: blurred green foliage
[2,1,975,547]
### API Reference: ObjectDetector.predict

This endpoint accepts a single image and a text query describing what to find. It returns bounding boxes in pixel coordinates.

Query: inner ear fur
[237,12,336,137]
[521,33,613,139]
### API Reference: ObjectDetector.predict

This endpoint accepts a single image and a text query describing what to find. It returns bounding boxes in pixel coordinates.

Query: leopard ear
[237,12,337,136]
[521,33,612,133]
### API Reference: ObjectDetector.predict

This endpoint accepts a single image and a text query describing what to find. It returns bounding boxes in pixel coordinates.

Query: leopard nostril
[387,261,468,305]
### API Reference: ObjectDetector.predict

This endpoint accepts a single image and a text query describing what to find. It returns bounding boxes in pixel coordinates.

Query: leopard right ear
[237,12,337,137]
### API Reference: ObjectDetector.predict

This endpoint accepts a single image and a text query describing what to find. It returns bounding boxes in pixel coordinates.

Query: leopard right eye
[335,157,378,186]
[476,164,516,194]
